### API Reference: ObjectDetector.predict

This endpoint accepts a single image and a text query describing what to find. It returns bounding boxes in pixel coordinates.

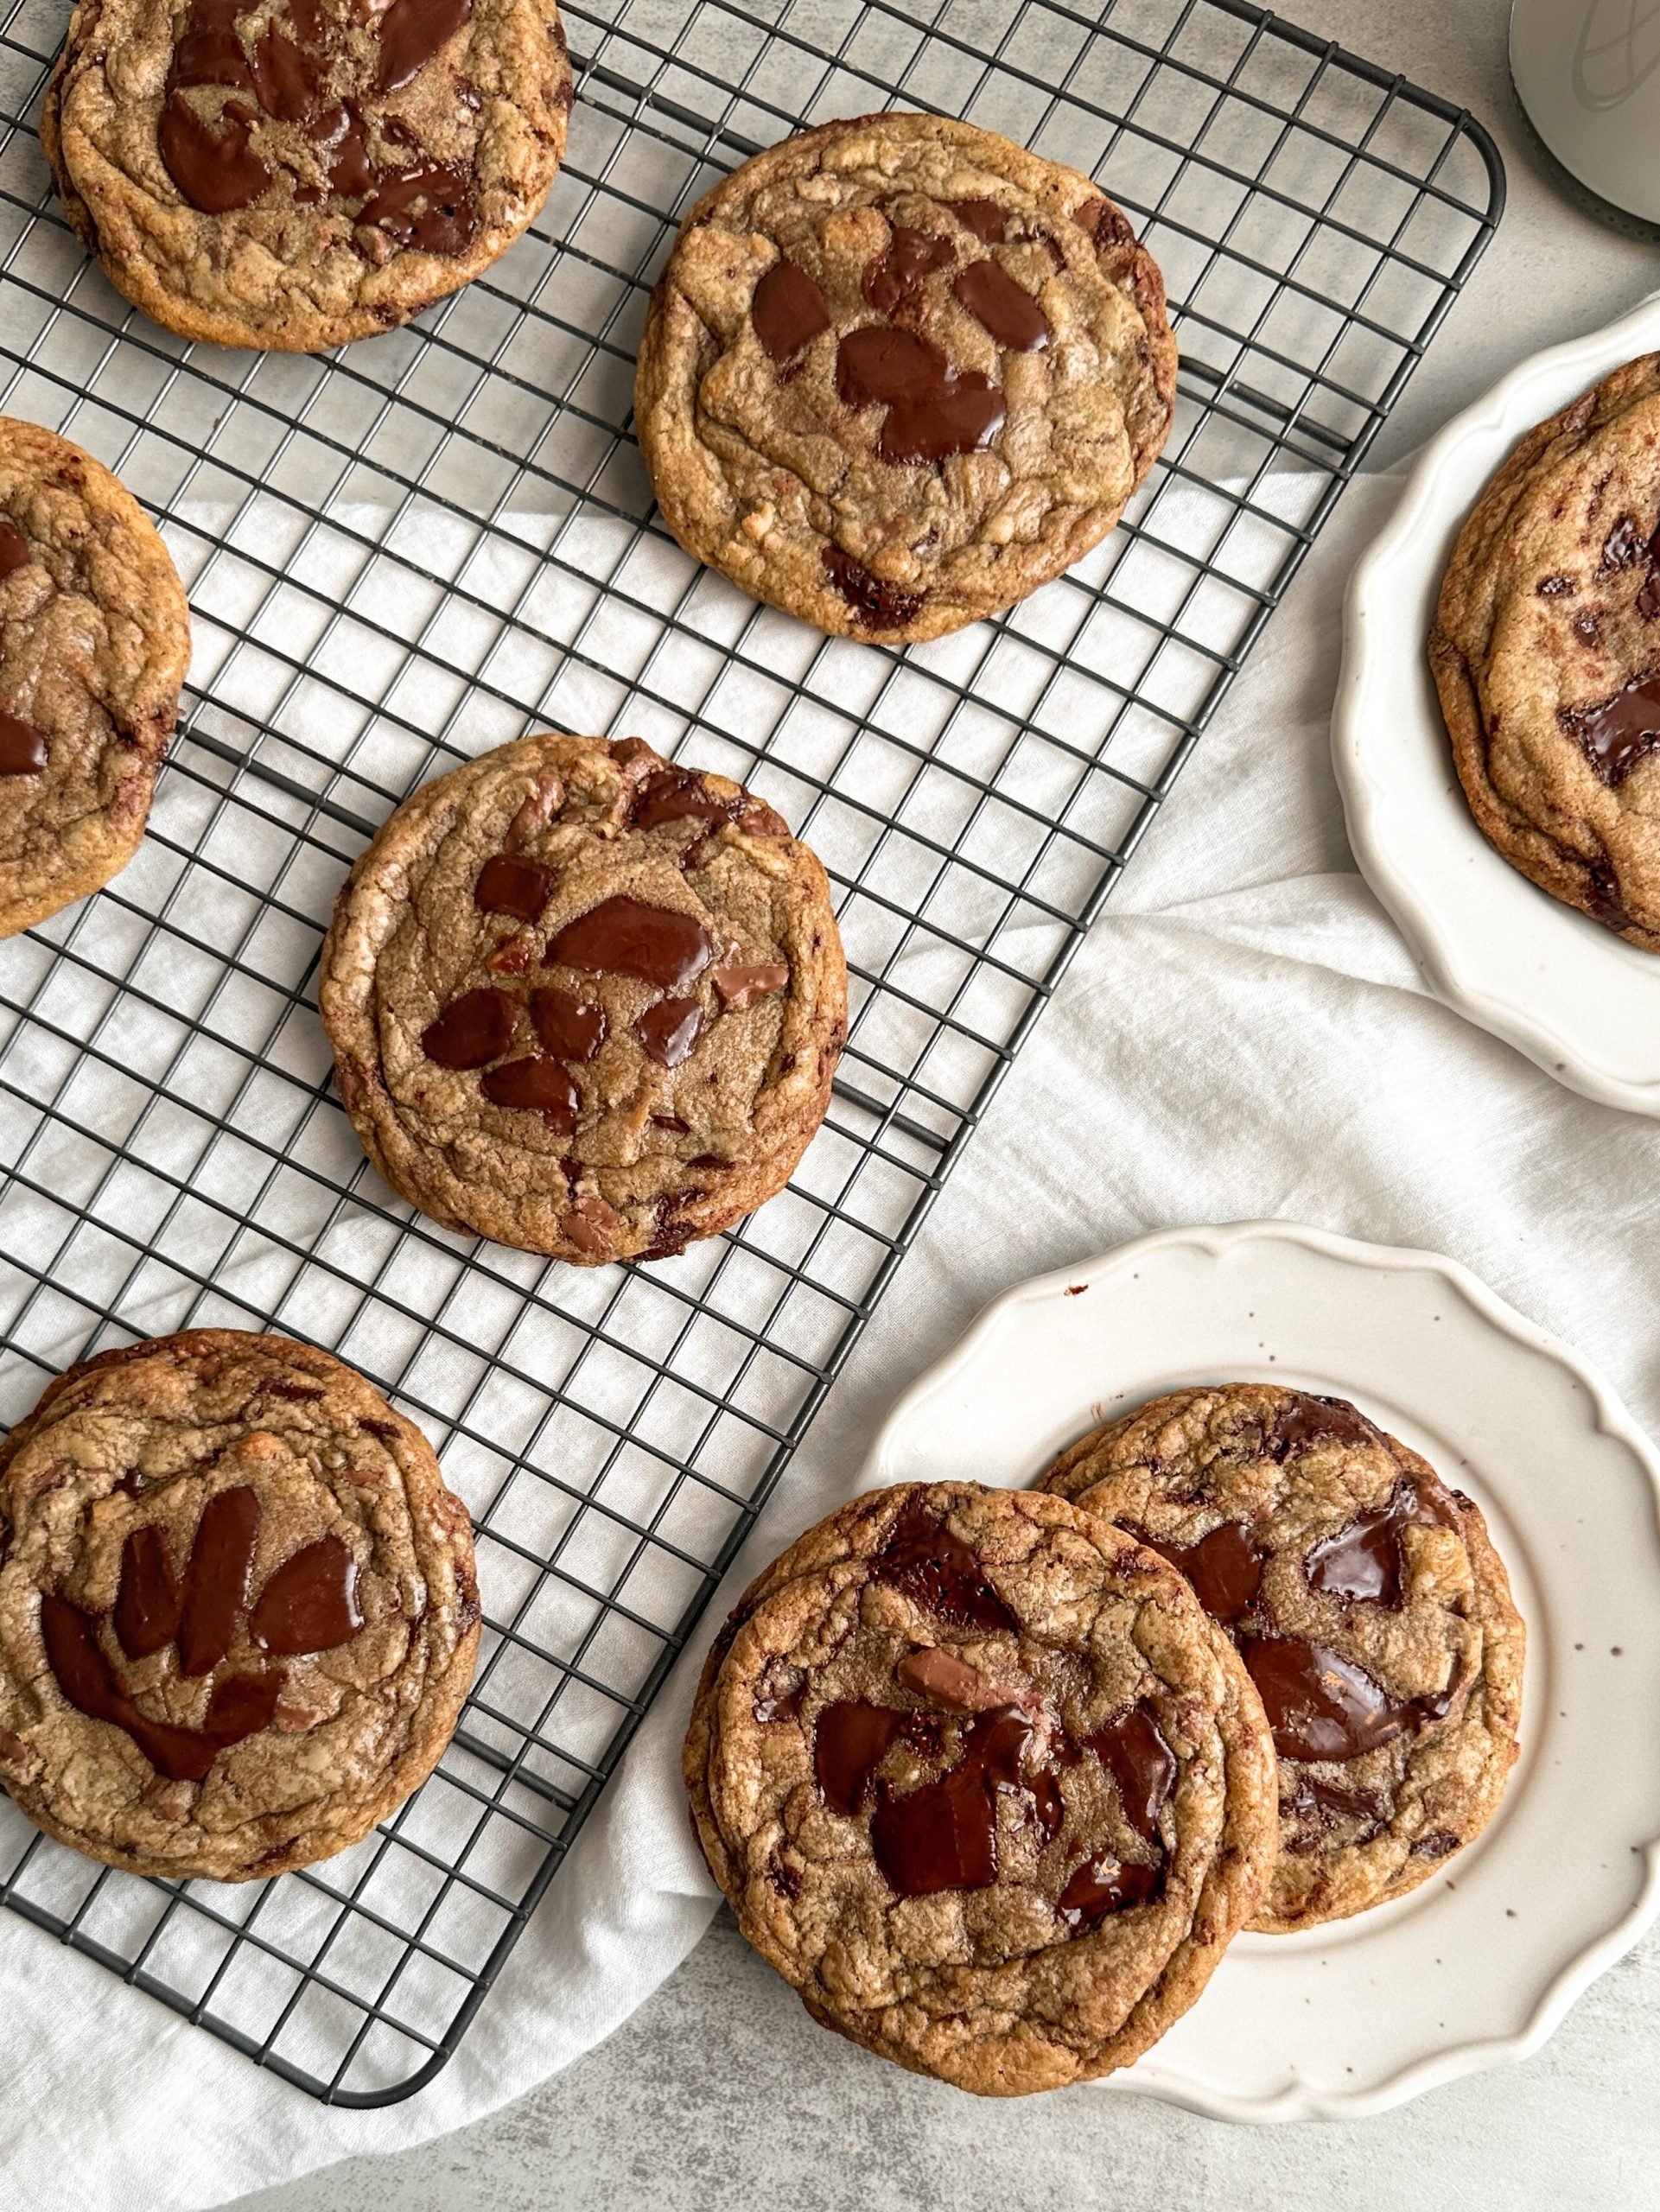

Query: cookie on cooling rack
[319,732,847,1266]
[684,1481,1276,2094]
[1432,352,1660,950]
[0,1330,480,1881]
[634,111,1177,644]
[0,415,189,938]
[1040,1385,1525,1934]
[40,0,573,351]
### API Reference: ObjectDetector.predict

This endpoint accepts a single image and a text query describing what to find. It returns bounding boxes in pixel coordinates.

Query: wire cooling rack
[0,0,1501,2106]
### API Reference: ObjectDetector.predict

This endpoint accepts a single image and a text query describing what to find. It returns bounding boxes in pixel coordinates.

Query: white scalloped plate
[861,1221,1660,2122]
[1334,290,1660,1116]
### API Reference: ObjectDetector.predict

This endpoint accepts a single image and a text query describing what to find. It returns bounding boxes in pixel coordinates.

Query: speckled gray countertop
[232,5,1660,2204]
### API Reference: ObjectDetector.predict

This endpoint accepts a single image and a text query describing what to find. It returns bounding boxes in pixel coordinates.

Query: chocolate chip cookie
[0,416,190,938]
[635,111,1176,645]
[0,1330,479,1880]
[1040,1385,1524,1934]
[320,732,846,1265]
[684,1482,1277,2094]
[41,0,572,351]
[1431,353,1660,949]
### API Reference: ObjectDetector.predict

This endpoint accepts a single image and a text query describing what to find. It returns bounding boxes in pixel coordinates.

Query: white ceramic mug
[1511,0,1660,229]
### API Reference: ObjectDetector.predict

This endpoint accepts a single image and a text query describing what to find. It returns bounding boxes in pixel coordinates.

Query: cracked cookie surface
[635,111,1176,644]
[0,415,189,937]
[0,1329,479,1880]
[1432,353,1660,949]
[41,0,572,351]
[320,731,847,1264]
[684,1481,1276,2094]
[1040,1385,1524,1933]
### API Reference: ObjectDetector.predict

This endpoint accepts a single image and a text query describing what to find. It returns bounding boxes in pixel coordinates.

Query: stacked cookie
[686,1384,1524,2092]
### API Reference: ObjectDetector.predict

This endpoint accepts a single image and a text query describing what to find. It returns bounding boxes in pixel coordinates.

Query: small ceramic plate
[862,1220,1660,2122]
[1333,290,1660,1116]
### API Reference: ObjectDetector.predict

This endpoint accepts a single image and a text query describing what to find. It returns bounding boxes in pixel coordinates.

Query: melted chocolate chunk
[633,996,703,1068]
[862,225,955,316]
[1243,1637,1439,1762]
[376,0,473,91]
[1274,1391,1378,1453]
[896,1645,1005,1714]
[475,854,556,920]
[176,1485,262,1677]
[1084,1704,1175,1841]
[158,0,477,232]
[0,715,48,776]
[870,1707,1037,1897]
[835,325,1006,462]
[422,986,516,1070]
[480,1054,579,1128]
[171,0,256,92]
[881,376,1004,463]
[359,161,479,256]
[953,259,1048,351]
[1305,1478,1453,1608]
[821,545,925,631]
[484,932,534,976]
[40,1595,224,1783]
[836,324,948,407]
[1536,572,1577,597]
[1283,1771,1388,1850]
[201,1668,288,1741]
[1135,1521,1262,1625]
[250,1534,362,1654]
[1409,1827,1460,1859]
[48,1484,294,1777]
[754,1681,804,1725]
[1561,672,1660,786]
[530,986,606,1062]
[709,960,788,1010]
[1586,850,1632,929]
[871,1501,1018,1630]
[315,102,374,195]
[1574,609,1601,647]
[41,1586,290,1783]
[766,1851,801,1897]
[113,1525,183,1661]
[814,1700,938,1815]
[0,522,30,574]
[546,896,718,989]
[159,94,270,213]
[752,257,830,363]
[251,16,325,123]
[1056,1851,1161,1927]
[1597,515,1650,576]
[949,197,1006,243]
[631,766,741,835]
[1073,195,1135,248]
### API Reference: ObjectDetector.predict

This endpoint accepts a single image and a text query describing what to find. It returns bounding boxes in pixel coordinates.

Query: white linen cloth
[5,454,1660,2209]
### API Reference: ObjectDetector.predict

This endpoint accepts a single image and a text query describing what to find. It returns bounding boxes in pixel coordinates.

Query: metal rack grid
[0,0,1502,2105]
